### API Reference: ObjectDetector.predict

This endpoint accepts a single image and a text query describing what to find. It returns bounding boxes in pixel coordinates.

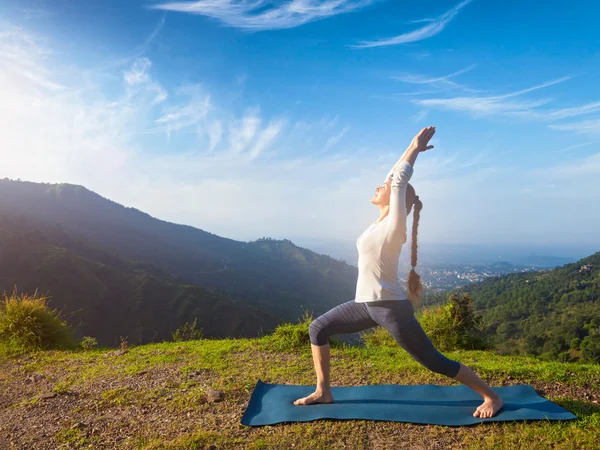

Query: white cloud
[546,101,600,120]
[124,57,168,104]
[206,120,223,153]
[415,95,553,118]
[250,119,287,159]
[393,64,476,85]
[152,0,374,31]
[549,119,600,137]
[528,150,600,180]
[228,108,262,153]
[353,0,474,48]
[320,114,339,130]
[90,14,166,73]
[153,92,212,139]
[410,76,600,124]
[552,142,593,153]
[124,57,152,85]
[323,126,350,151]
[19,6,56,21]
[0,27,64,90]
[413,110,428,122]
[490,76,572,99]
[392,64,483,94]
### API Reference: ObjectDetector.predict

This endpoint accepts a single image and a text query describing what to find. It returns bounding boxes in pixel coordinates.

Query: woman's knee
[308,320,328,346]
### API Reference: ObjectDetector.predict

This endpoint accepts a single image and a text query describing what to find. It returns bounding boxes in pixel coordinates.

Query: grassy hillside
[1,335,599,449]
[458,251,600,363]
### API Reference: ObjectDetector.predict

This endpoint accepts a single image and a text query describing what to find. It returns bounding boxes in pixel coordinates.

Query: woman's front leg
[293,300,377,406]
[293,343,334,405]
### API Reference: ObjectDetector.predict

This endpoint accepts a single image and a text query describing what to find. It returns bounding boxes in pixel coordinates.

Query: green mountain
[0,180,357,319]
[0,214,282,346]
[457,252,600,363]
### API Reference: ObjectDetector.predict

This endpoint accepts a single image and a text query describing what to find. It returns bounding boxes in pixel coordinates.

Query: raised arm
[383,127,435,248]
[384,160,414,247]
[383,126,435,183]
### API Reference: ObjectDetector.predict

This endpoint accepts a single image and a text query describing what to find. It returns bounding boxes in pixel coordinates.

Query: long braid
[407,193,423,309]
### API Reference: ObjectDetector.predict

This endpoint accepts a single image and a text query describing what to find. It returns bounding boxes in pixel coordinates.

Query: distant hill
[0,179,359,341]
[457,251,600,363]
[513,254,576,267]
[0,214,283,346]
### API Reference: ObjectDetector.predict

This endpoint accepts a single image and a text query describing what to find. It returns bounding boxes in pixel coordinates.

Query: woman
[293,126,504,419]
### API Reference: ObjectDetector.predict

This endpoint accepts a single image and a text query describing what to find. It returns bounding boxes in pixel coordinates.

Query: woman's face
[370,178,392,206]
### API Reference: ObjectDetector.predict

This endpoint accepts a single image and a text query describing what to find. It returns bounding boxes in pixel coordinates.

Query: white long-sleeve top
[354,160,414,302]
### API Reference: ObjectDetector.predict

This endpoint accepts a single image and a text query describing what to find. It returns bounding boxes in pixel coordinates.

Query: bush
[79,336,98,351]
[417,303,458,352]
[581,331,600,364]
[422,292,489,351]
[265,310,312,352]
[261,309,348,352]
[172,318,203,342]
[570,337,582,350]
[0,289,74,352]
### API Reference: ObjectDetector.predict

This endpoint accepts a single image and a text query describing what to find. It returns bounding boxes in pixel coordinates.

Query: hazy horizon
[3,176,593,269]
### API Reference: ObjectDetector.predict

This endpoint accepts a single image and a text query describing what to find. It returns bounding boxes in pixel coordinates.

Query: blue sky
[1,0,599,256]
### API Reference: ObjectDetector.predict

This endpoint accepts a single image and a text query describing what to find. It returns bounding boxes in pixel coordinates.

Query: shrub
[0,289,74,352]
[265,310,312,352]
[172,318,203,342]
[268,322,311,351]
[570,337,582,350]
[581,331,600,364]
[419,293,490,351]
[417,303,459,352]
[79,336,98,351]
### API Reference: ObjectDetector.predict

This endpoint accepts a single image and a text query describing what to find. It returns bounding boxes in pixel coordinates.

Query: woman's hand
[386,126,436,179]
[409,126,435,152]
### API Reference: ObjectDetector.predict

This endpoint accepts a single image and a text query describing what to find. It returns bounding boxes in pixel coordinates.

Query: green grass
[0,289,75,353]
[1,333,599,450]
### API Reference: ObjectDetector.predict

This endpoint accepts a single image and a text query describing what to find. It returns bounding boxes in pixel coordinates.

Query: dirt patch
[0,358,233,449]
[523,379,598,403]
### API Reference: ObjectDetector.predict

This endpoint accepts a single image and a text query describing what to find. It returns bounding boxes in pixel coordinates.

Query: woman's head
[370,179,417,214]
[370,178,392,207]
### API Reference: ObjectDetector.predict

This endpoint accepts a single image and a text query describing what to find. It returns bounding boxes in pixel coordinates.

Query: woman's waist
[357,267,400,280]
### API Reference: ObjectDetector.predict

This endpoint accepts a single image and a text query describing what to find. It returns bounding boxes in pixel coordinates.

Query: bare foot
[473,395,504,418]
[293,389,334,406]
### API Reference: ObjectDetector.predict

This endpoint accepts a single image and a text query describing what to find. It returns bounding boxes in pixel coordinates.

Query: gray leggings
[309,299,461,378]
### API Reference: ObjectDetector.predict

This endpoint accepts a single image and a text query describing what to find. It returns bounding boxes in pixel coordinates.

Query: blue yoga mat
[241,379,577,426]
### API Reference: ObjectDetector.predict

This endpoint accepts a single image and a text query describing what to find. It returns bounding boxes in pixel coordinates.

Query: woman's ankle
[484,392,501,401]
[317,383,331,393]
